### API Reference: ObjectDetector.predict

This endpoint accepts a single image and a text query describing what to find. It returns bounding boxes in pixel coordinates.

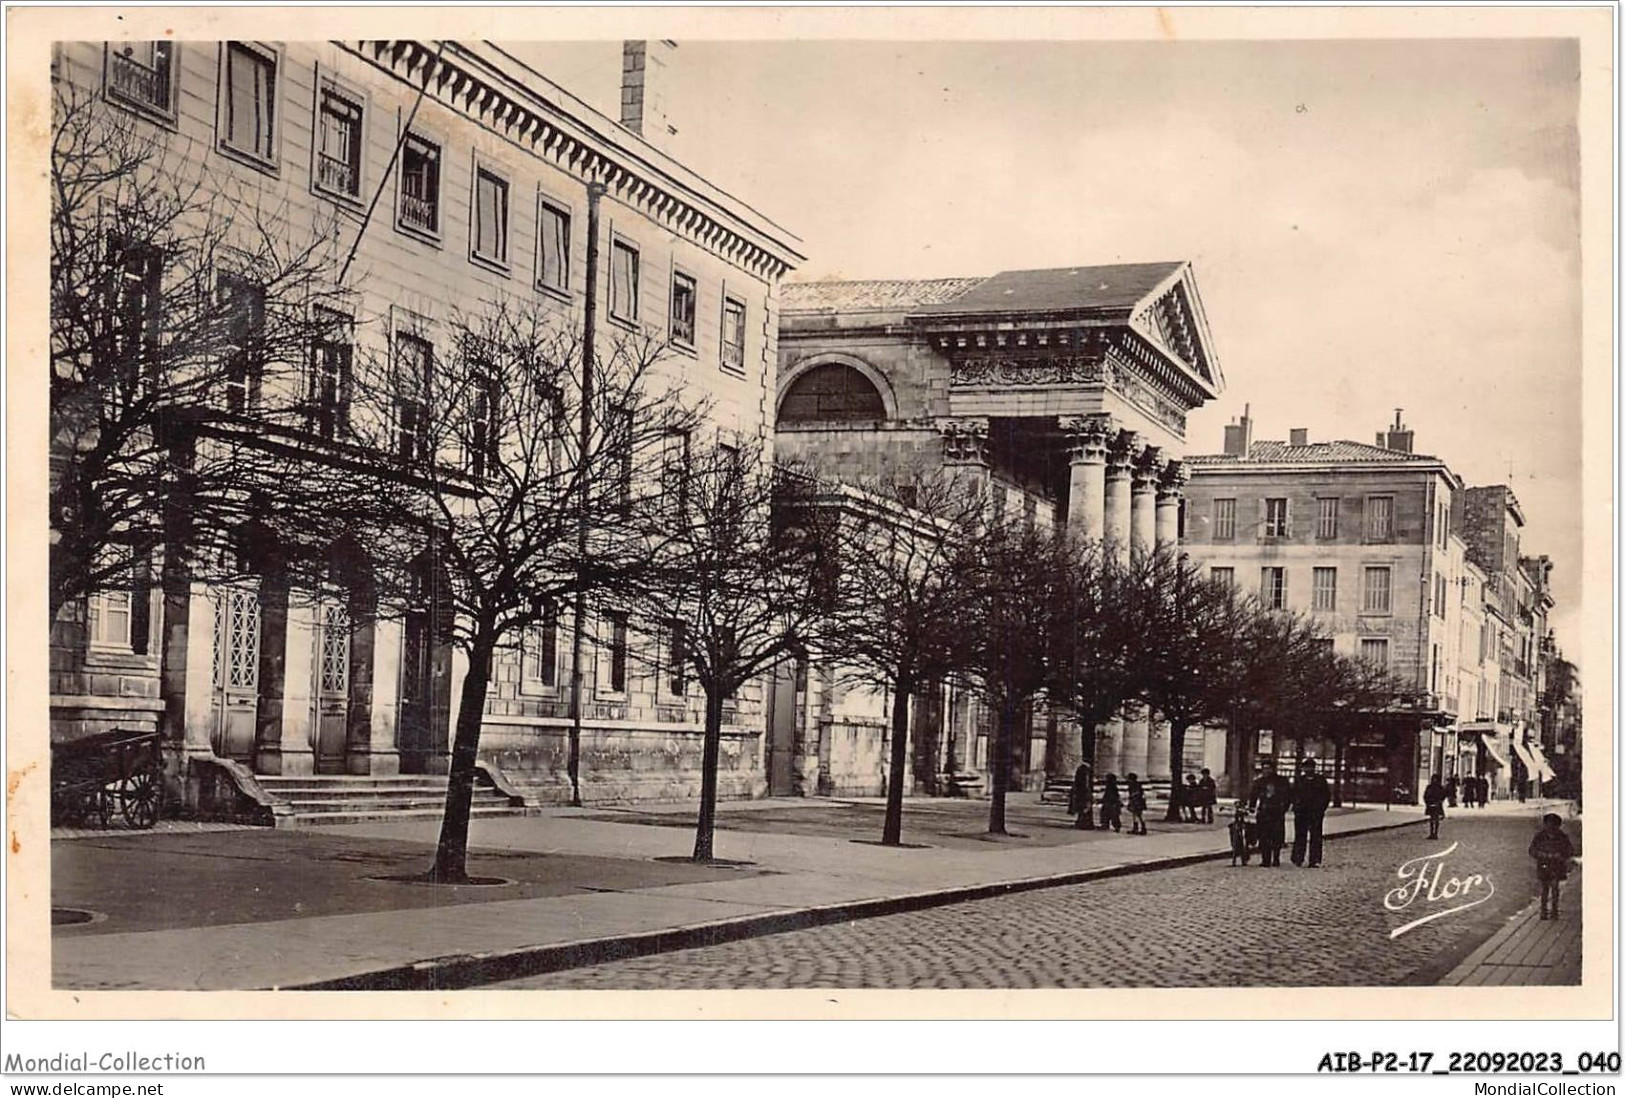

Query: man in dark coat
[1067,761,1093,830]
[1290,758,1333,867]
[1199,768,1218,824]
[1247,760,1291,867]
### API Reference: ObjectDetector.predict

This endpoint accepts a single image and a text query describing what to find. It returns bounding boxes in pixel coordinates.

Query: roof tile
[1185,440,1442,465]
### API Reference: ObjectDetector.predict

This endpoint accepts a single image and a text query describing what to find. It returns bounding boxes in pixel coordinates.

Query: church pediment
[1129,265,1224,392]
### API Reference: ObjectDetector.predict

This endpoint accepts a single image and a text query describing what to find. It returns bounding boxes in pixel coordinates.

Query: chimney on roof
[1222,403,1254,457]
[1378,408,1415,454]
[1289,427,1308,447]
[621,40,679,144]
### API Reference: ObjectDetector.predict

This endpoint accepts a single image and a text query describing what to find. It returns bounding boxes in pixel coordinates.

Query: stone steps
[254,773,530,828]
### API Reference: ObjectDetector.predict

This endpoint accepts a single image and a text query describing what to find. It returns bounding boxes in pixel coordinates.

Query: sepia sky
[512,37,1584,649]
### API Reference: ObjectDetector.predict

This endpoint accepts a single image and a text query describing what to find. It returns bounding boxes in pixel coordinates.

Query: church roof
[780,277,988,312]
[910,261,1188,317]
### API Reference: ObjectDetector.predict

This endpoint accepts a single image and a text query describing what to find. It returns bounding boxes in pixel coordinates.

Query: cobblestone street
[498,815,1578,989]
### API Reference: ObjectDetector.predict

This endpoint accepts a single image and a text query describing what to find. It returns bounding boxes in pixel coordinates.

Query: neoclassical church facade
[770,263,1226,792]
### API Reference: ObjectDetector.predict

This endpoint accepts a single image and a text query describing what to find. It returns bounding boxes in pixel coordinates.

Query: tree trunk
[693,686,726,862]
[881,675,914,846]
[1225,718,1252,802]
[988,697,1018,835]
[430,634,495,883]
[1163,720,1190,822]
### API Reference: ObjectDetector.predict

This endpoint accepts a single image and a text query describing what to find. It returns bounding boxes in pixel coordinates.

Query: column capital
[1132,445,1165,491]
[937,417,990,466]
[1106,429,1141,475]
[1157,460,1188,500]
[1060,414,1114,464]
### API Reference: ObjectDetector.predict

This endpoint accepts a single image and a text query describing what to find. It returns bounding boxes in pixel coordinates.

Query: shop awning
[1511,739,1537,774]
[1526,742,1558,782]
[1476,733,1510,770]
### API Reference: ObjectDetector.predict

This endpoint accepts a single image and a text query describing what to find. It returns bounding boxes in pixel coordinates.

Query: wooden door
[213,586,260,764]
[314,602,350,774]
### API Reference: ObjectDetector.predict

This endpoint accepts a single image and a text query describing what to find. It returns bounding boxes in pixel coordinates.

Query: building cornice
[341,41,805,282]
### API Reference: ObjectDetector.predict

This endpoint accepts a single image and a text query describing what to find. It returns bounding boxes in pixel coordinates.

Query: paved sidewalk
[53,795,1423,991]
[1440,872,1583,986]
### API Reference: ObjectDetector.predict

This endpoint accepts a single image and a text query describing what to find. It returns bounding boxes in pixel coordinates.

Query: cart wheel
[119,770,162,829]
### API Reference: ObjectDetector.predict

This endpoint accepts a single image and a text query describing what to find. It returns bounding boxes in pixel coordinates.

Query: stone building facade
[50,39,804,813]
[774,262,1224,795]
[1181,412,1465,803]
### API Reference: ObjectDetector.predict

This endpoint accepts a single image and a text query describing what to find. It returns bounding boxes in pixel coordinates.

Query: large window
[722,296,747,372]
[1209,566,1234,588]
[89,589,133,650]
[106,237,163,388]
[670,271,697,347]
[1264,497,1290,538]
[521,603,559,692]
[605,611,629,694]
[1362,566,1392,613]
[315,81,364,199]
[309,306,353,439]
[1212,498,1236,540]
[105,42,177,118]
[1311,567,1337,612]
[1317,497,1339,539]
[217,273,265,414]
[472,165,510,267]
[664,619,688,698]
[398,133,441,236]
[610,239,640,322]
[468,368,500,479]
[607,403,634,514]
[1433,573,1449,619]
[1360,638,1389,669]
[537,200,570,291]
[394,331,432,465]
[220,42,278,164]
[1365,495,1394,541]
[661,428,691,516]
[1260,566,1287,610]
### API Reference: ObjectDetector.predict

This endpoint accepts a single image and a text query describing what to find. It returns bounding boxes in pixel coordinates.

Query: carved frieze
[950,354,1108,388]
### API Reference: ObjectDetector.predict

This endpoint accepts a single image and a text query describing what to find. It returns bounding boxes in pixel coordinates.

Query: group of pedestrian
[1179,771,1218,824]
[1246,757,1332,868]
[1094,772,1150,834]
[1455,774,1492,808]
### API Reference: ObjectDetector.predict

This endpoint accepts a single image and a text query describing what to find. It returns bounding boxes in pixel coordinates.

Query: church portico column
[938,417,992,498]
[1148,461,1188,785]
[1055,414,1114,784]
[1131,447,1162,557]
[1098,430,1140,781]
[1103,430,1138,565]
[1061,414,1113,545]
[1155,461,1186,553]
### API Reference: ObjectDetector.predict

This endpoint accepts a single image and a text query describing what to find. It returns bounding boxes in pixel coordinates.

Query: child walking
[1126,773,1148,835]
[1099,773,1123,832]
[1529,813,1575,920]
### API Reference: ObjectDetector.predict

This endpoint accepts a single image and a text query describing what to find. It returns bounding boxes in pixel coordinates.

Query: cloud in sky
[510,37,1583,649]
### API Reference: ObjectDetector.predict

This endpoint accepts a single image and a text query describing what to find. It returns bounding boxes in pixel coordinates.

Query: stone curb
[282,815,1426,991]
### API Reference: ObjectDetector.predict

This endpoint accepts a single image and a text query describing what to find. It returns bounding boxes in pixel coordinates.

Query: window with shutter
[537,200,570,291]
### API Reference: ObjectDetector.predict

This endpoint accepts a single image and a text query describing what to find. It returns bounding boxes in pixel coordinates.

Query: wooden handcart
[50,729,165,829]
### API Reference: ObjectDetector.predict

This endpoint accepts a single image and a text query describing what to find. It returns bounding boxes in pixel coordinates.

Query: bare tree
[50,85,355,621]
[1046,544,1145,828]
[349,299,697,882]
[957,520,1082,836]
[642,443,837,862]
[817,468,985,846]
[1128,551,1255,821]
